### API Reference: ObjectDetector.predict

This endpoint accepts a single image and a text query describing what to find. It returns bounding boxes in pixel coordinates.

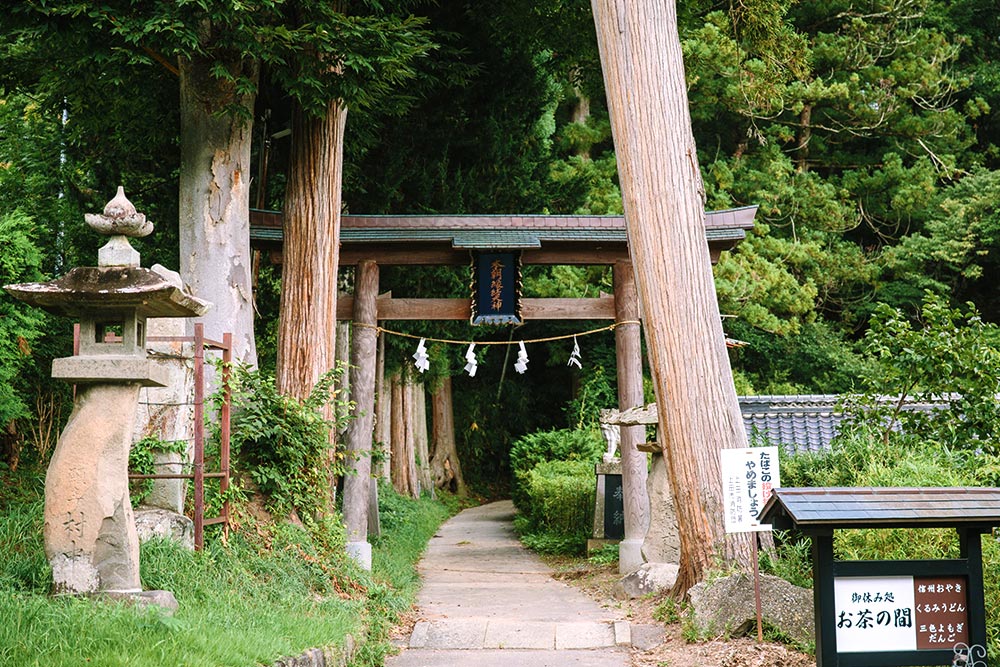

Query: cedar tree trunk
[590,0,754,597]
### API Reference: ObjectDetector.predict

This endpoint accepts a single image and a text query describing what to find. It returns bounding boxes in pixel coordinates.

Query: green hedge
[514,459,594,555]
[509,428,604,510]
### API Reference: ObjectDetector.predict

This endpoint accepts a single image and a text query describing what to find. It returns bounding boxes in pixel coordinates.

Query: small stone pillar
[5,188,208,595]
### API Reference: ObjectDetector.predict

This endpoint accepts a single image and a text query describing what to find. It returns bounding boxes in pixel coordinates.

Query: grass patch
[0,468,457,667]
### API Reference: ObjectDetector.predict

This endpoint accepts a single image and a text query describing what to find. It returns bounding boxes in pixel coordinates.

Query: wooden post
[614,260,650,573]
[342,260,378,569]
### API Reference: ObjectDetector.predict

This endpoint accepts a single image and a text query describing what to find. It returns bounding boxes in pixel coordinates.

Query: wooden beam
[296,244,634,267]
[336,296,617,321]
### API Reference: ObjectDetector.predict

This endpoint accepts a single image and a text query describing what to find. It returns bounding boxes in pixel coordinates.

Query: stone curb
[269,633,359,667]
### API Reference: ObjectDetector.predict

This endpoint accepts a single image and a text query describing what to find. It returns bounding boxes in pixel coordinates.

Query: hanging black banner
[470,251,522,325]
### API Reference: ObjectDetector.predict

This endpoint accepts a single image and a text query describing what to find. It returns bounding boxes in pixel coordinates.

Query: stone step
[408,619,631,651]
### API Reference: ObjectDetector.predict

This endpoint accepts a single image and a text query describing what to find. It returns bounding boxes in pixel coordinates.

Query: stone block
[613,562,679,599]
[641,453,679,564]
[688,572,814,646]
[134,507,194,550]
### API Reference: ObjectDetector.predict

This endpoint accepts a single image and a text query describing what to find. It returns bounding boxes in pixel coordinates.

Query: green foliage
[0,210,47,428]
[221,363,353,519]
[514,459,594,555]
[127,436,188,507]
[509,427,604,509]
[0,465,459,667]
[586,542,619,566]
[852,293,1000,454]
[759,531,813,589]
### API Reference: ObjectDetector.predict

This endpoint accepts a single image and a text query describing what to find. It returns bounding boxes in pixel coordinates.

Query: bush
[219,363,352,519]
[514,459,594,555]
[509,428,604,510]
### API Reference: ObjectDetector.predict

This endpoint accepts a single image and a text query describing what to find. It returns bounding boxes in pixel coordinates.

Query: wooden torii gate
[250,206,756,572]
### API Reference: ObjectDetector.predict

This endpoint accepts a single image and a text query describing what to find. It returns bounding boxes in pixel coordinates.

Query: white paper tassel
[412,338,430,373]
[567,335,582,369]
[514,340,529,374]
[464,343,478,377]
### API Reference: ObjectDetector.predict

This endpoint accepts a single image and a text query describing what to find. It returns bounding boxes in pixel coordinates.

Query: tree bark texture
[402,378,420,499]
[411,380,433,496]
[591,0,753,596]
[334,319,352,438]
[275,99,347,400]
[389,371,411,496]
[374,332,391,482]
[614,260,650,573]
[178,55,258,366]
[342,260,378,543]
[429,376,468,497]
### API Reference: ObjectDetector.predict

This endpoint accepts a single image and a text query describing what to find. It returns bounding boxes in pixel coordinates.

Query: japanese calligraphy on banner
[720,446,780,533]
[835,576,969,653]
[470,251,522,325]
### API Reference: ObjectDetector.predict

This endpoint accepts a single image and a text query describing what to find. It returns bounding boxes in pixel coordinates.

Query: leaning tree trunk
[275,99,347,400]
[429,376,468,497]
[178,55,258,366]
[591,0,754,597]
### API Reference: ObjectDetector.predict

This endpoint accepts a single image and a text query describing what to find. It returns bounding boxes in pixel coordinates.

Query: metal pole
[220,332,232,537]
[193,322,205,550]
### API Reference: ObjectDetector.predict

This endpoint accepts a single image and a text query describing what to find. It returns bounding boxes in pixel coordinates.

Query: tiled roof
[738,395,947,454]
[760,487,1000,530]
[249,207,758,248]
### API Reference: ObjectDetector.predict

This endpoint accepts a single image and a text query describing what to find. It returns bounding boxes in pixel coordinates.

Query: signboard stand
[721,446,780,643]
[760,487,1000,667]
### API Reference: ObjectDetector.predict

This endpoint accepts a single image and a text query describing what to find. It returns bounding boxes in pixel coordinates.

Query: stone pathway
[385,501,630,667]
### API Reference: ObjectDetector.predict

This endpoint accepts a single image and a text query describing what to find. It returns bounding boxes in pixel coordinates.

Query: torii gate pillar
[343,259,379,569]
[614,260,650,573]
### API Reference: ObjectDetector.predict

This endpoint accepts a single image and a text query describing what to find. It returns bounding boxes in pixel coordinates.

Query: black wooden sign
[470,251,522,325]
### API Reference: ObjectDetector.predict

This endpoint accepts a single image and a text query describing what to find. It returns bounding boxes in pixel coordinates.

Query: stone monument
[5,187,208,595]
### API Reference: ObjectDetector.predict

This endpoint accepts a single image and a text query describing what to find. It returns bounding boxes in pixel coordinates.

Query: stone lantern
[5,187,209,596]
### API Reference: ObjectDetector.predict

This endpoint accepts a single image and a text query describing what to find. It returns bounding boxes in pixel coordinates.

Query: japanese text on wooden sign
[721,446,780,533]
[471,251,522,325]
[834,575,969,653]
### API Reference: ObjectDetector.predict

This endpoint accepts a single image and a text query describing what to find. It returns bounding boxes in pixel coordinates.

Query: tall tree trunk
[411,380,433,496]
[275,98,346,514]
[375,332,391,483]
[429,376,468,497]
[389,371,410,495]
[335,318,352,435]
[178,55,258,366]
[591,0,754,597]
[796,104,812,173]
[402,377,419,499]
[275,99,346,399]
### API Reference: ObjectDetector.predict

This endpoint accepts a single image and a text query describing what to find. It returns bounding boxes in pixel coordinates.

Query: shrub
[514,459,594,555]
[219,362,352,519]
[509,428,604,510]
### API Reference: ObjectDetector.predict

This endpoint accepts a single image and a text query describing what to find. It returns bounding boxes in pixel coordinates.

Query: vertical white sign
[834,576,917,652]
[721,446,780,533]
